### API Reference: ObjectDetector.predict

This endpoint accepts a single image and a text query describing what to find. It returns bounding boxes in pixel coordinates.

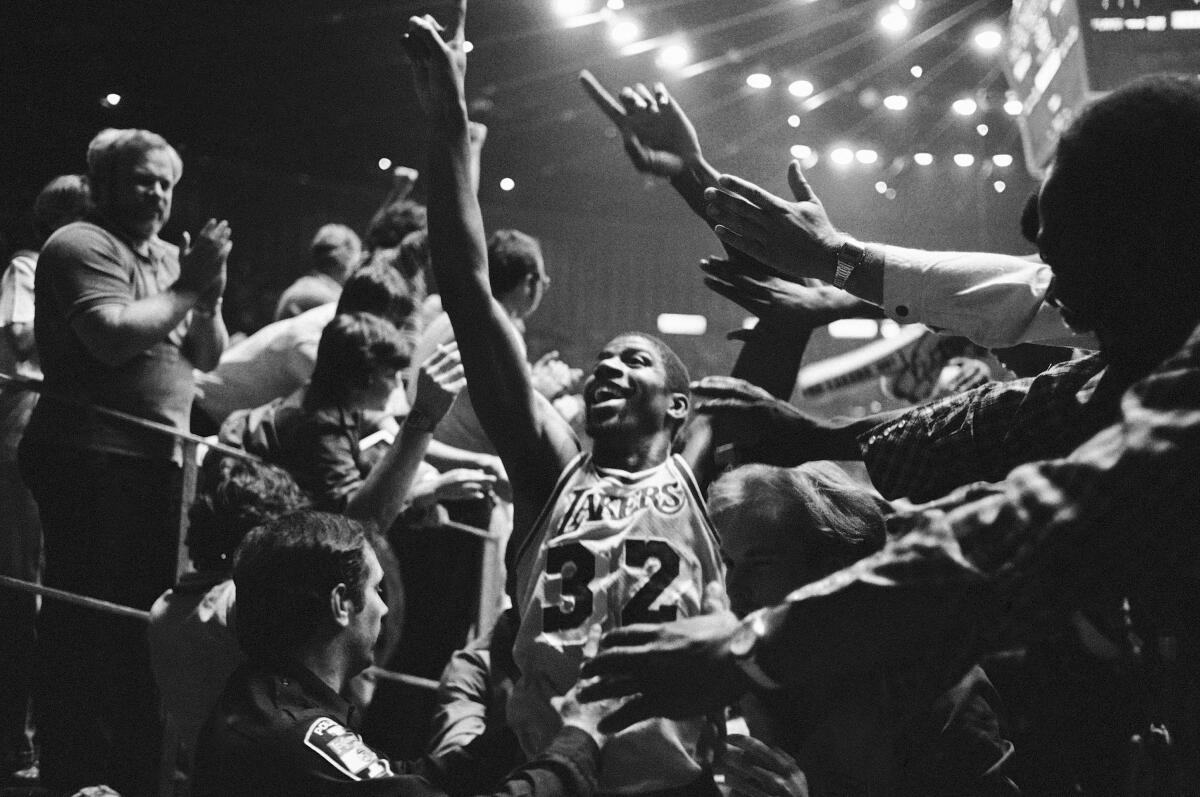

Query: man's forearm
[72,287,202,367]
[186,308,229,371]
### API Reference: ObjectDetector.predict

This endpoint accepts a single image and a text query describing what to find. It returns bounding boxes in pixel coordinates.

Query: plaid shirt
[858,352,1118,503]
[758,321,1200,696]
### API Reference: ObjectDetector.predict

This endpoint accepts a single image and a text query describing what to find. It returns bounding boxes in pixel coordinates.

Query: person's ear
[330,583,353,628]
[667,392,690,422]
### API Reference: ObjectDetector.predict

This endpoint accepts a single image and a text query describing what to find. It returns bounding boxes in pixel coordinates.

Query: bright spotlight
[746,73,772,89]
[913,152,933,165]
[898,0,916,8]
[500,177,516,191]
[973,27,1003,52]
[656,313,707,336]
[883,94,908,111]
[607,0,624,8]
[952,97,978,116]
[993,180,1007,193]
[1004,98,1023,115]
[377,157,392,170]
[103,92,122,107]
[976,124,989,136]
[855,149,879,165]
[462,40,474,53]
[609,18,640,44]
[992,153,1013,168]
[954,153,975,167]
[787,114,801,128]
[788,79,814,98]
[875,181,888,194]
[879,6,909,34]
[553,0,590,17]
[790,144,812,160]
[910,65,923,78]
[830,147,854,166]
[656,43,691,69]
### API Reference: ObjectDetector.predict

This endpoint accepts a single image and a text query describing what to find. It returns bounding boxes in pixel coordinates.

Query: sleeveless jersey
[510,452,725,794]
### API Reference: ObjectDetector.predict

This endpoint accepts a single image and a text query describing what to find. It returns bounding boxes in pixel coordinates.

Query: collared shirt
[756,320,1200,715]
[876,246,1097,350]
[858,352,1115,503]
[193,660,600,797]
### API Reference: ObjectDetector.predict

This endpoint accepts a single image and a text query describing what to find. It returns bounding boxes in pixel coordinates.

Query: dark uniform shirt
[193,660,599,797]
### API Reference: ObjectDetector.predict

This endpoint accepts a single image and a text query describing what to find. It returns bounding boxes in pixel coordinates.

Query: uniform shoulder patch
[303,717,395,780]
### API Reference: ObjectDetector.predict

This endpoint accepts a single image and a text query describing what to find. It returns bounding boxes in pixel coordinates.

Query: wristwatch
[833,239,867,290]
[729,608,782,691]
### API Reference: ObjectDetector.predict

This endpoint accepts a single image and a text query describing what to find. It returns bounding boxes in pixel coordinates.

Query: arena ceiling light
[898,0,916,9]
[746,73,773,89]
[973,26,1003,52]
[993,180,1007,193]
[855,149,879,165]
[606,0,624,8]
[788,79,814,98]
[553,0,590,17]
[952,97,978,116]
[790,144,812,160]
[500,177,516,191]
[377,157,392,170]
[992,153,1013,167]
[609,18,640,44]
[101,93,122,108]
[830,147,855,166]
[787,114,801,128]
[656,43,691,70]
[913,152,934,165]
[953,153,975,167]
[878,6,909,34]
[657,313,707,336]
[883,94,908,111]
[910,65,923,78]
[1004,98,1023,115]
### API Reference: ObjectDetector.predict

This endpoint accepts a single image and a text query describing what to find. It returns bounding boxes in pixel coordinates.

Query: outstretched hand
[689,376,826,467]
[580,70,703,178]
[701,258,878,339]
[704,161,845,284]
[403,13,467,116]
[578,583,747,733]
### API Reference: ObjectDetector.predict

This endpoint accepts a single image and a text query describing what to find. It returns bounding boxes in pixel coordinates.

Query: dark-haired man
[193,510,610,797]
[404,16,724,794]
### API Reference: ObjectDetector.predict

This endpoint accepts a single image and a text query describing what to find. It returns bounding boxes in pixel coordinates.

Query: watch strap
[834,239,867,290]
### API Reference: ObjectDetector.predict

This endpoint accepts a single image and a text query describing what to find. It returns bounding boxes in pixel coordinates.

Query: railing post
[176,440,200,579]
[475,501,508,637]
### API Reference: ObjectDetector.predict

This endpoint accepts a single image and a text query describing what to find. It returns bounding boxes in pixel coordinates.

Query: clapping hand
[180,219,232,298]
[580,70,703,179]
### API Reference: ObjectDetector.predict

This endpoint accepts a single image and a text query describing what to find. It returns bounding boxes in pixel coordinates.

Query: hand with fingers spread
[578,603,746,734]
[579,70,704,179]
[411,342,467,427]
[701,257,881,340]
[704,161,847,285]
[718,735,810,797]
[179,219,232,296]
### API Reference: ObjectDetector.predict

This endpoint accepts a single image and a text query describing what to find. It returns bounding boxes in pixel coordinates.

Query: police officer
[192,511,609,797]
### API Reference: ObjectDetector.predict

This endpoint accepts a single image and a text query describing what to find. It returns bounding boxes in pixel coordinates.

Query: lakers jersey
[510,452,725,794]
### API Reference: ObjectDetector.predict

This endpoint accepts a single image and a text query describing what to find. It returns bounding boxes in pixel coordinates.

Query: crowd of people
[2,4,1199,796]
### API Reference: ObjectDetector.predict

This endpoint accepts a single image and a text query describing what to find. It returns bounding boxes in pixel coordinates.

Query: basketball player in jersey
[404,14,724,795]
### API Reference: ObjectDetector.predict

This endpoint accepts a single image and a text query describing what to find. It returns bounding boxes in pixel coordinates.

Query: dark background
[1,0,1038,414]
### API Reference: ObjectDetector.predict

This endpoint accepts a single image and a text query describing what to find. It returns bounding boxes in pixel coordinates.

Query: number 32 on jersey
[540,537,683,632]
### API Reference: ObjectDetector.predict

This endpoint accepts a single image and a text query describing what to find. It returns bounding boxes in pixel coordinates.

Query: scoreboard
[1004,0,1200,176]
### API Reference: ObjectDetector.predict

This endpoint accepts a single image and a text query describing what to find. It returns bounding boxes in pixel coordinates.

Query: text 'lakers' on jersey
[510,453,725,794]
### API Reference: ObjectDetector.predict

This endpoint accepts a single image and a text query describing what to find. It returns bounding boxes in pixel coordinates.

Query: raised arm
[404,15,577,533]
